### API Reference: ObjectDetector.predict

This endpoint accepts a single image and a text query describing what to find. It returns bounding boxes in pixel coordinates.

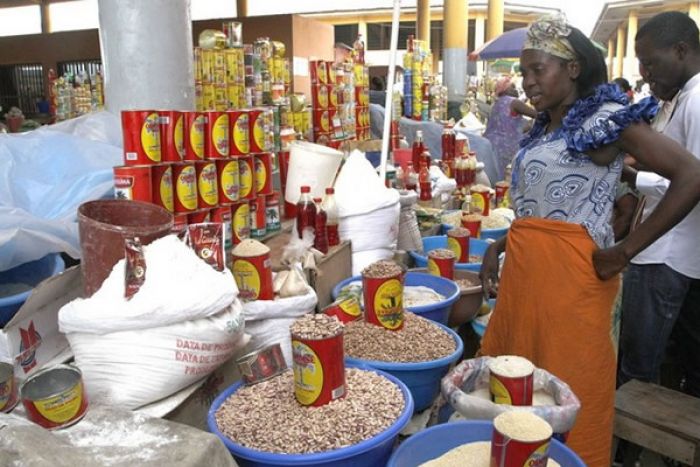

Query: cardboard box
[0,266,79,380]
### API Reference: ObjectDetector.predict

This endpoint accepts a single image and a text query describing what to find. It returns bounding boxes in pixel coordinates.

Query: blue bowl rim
[206,364,415,465]
[345,321,463,371]
[0,254,65,307]
[442,223,510,234]
[388,420,583,466]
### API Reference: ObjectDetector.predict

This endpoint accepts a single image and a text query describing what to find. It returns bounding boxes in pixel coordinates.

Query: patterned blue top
[511,84,658,248]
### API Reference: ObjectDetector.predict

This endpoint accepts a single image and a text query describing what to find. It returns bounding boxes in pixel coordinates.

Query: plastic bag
[441,356,581,434]
[397,191,422,252]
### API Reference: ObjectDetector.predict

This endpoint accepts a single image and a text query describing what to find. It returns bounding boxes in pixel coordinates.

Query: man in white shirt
[619,12,700,397]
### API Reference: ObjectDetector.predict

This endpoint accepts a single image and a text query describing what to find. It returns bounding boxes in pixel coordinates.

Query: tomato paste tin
[250,195,267,238]
[151,163,174,212]
[491,411,553,467]
[323,297,362,323]
[495,181,511,209]
[187,209,211,225]
[446,227,471,263]
[237,155,255,201]
[172,162,198,213]
[470,185,491,216]
[248,108,270,153]
[254,153,273,195]
[231,239,273,300]
[461,214,483,239]
[216,158,240,204]
[427,248,456,280]
[121,110,161,165]
[489,355,535,406]
[309,60,328,84]
[265,193,281,231]
[237,343,287,385]
[311,84,329,110]
[231,201,250,244]
[159,110,184,162]
[20,365,88,430]
[0,362,18,413]
[184,112,207,161]
[228,110,250,155]
[195,160,218,208]
[205,111,230,158]
[361,260,405,331]
[211,205,233,256]
[291,314,346,407]
[113,165,152,202]
[313,109,330,134]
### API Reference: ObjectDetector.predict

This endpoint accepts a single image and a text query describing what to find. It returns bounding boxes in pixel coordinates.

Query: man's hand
[479,243,501,299]
[592,244,629,280]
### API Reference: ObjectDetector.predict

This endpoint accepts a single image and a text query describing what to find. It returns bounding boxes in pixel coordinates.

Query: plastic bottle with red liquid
[296,186,316,240]
[455,154,466,189]
[313,198,329,253]
[405,162,418,191]
[466,151,477,186]
[321,187,340,247]
[412,130,425,170]
[418,159,432,207]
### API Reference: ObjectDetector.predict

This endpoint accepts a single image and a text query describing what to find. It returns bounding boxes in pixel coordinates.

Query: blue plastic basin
[207,366,414,467]
[0,254,65,327]
[387,420,586,467]
[471,298,497,337]
[442,222,509,241]
[331,272,460,325]
[409,236,490,272]
[346,323,463,412]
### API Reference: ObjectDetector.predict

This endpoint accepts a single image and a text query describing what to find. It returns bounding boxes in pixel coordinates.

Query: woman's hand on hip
[592,244,628,280]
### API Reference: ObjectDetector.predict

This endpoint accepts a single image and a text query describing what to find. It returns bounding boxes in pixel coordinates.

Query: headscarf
[494,76,513,96]
[523,13,576,61]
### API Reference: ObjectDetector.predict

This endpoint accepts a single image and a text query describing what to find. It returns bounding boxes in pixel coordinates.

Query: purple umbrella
[469,28,527,61]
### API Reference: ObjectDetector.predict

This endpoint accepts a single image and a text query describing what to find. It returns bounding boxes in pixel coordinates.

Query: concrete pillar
[690,2,700,28]
[624,11,638,80]
[443,0,468,107]
[416,0,431,46]
[431,25,441,76]
[40,0,50,34]
[358,20,368,48]
[487,0,504,41]
[236,0,248,18]
[615,25,625,80]
[98,0,194,113]
[607,38,614,81]
[475,14,486,77]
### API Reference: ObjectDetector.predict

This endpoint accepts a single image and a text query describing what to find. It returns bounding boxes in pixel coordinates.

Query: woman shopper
[478,15,700,466]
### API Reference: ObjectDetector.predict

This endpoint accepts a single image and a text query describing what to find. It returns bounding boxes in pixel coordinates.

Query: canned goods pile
[403,35,434,122]
[344,312,455,362]
[214,368,404,454]
[48,69,104,122]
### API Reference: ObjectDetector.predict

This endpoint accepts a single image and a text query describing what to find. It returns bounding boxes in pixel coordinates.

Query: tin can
[215,85,228,111]
[309,60,327,84]
[205,111,229,158]
[461,214,482,239]
[201,49,214,83]
[184,112,207,161]
[195,82,204,111]
[113,165,152,202]
[194,47,203,82]
[195,160,218,208]
[491,412,553,467]
[237,343,287,385]
[250,195,267,238]
[323,297,362,323]
[231,201,250,244]
[216,158,240,204]
[495,180,511,208]
[265,193,281,231]
[228,110,250,155]
[313,109,330,134]
[248,108,270,153]
[362,262,405,331]
[151,163,174,212]
[254,153,273,195]
[489,355,535,406]
[202,83,216,111]
[446,227,471,263]
[159,110,185,162]
[291,321,346,406]
[187,208,211,224]
[311,84,329,110]
[172,213,188,236]
[237,155,255,201]
[427,248,456,280]
[232,239,273,300]
[20,365,88,430]
[172,162,198,213]
[470,186,491,216]
[121,110,162,164]
[0,362,18,413]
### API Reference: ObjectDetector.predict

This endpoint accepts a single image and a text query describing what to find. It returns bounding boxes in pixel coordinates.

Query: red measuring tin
[0,362,18,413]
[151,163,174,212]
[195,160,219,208]
[254,153,273,195]
[461,214,483,239]
[159,110,185,162]
[491,411,553,467]
[237,155,255,201]
[205,111,230,158]
[172,162,198,213]
[228,110,250,156]
[446,227,471,263]
[248,108,270,153]
[323,297,362,323]
[361,260,405,331]
[231,239,273,300]
[121,110,162,165]
[489,355,535,406]
[184,111,207,161]
[216,158,240,204]
[113,165,152,203]
[470,185,491,216]
[427,248,456,280]
[231,200,250,244]
[20,364,88,430]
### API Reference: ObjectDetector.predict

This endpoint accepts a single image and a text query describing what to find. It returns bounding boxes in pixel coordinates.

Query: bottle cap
[300,186,310,193]
[325,187,334,194]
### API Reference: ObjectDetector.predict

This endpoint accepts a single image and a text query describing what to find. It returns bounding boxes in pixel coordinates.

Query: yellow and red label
[238,157,254,200]
[232,259,262,300]
[292,340,323,405]
[197,162,218,207]
[231,112,250,155]
[151,164,174,212]
[188,114,206,159]
[173,113,185,158]
[211,113,230,157]
[175,164,198,212]
[0,376,17,412]
[253,115,265,152]
[232,202,250,243]
[446,236,468,263]
[291,332,345,407]
[218,159,240,203]
[370,278,404,330]
[140,112,162,162]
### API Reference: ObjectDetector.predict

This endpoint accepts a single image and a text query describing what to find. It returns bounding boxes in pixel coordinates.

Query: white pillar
[443,0,468,104]
[474,15,486,78]
[98,0,195,113]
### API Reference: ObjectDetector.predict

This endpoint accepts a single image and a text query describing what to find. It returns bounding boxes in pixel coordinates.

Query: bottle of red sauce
[412,130,425,170]
[313,197,329,253]
[418,159,432,206]
[322,187,340,247]
[405,162,418,191]
[296,185,316,240]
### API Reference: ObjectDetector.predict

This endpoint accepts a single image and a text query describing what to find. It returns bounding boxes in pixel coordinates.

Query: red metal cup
[121,110,162,165]
[184,111,207,161]
[461,216,482,239]
[489,356,535,406]
[205,111,230,158]
[232,244,273,300]
[195,160,218,208]
[20,365,88,430]
[113,165,152,203]
[291,328,345,406]
[495,181,511,208]
[323,297,362,323]
[231,201,250,244]
[228,110,250,155]
[159,110,185,162]
[447,227,471,263]
[172,162,198,213]
[0,362,18,413]
[216,158,240,204]
[427,249,456,280]
[151,163,174,212]
[470,186,491,216]
[237,155,255,201]
[254,153,273,195]
[491,412,553,467]
[362,266,405,331]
